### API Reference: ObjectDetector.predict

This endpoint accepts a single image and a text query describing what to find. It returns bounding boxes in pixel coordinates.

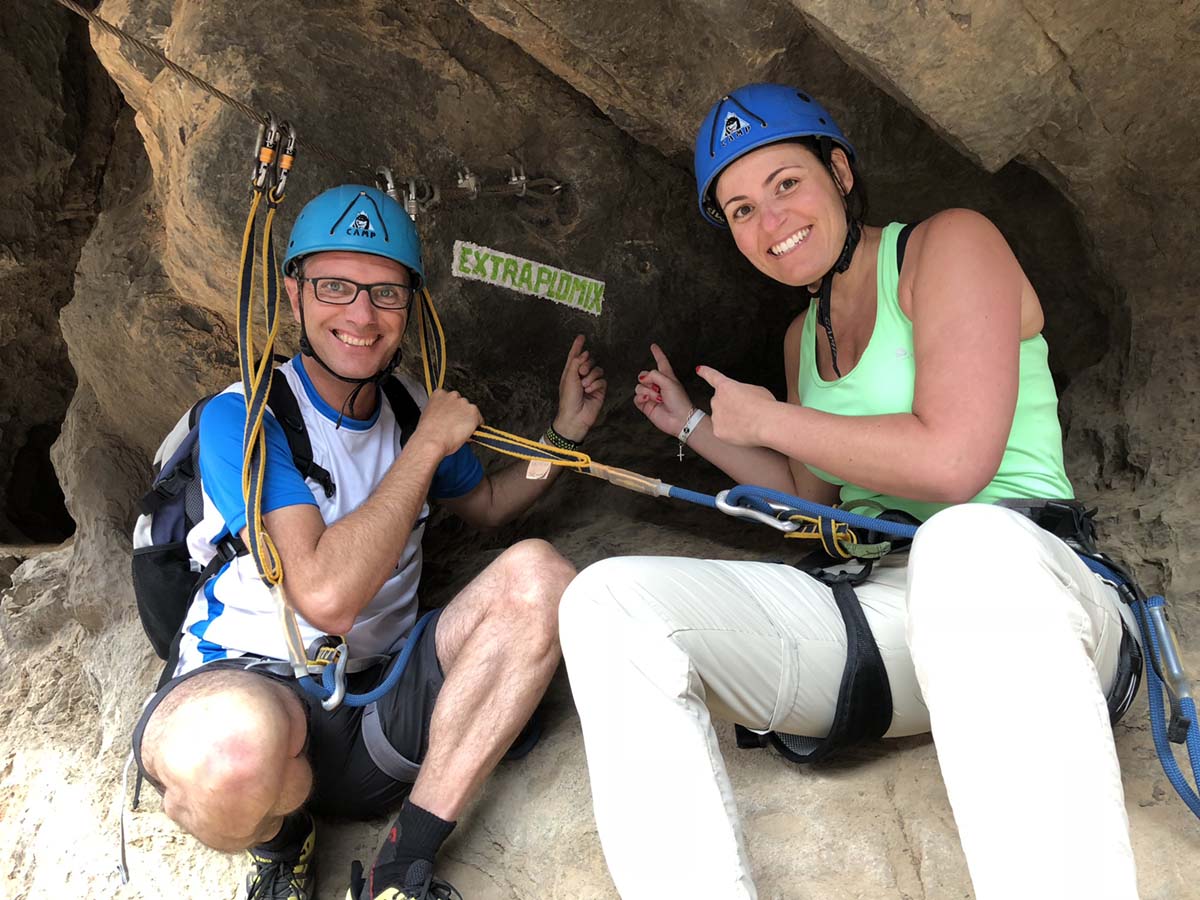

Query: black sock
[385,799,455,873]
[257,809,311,854]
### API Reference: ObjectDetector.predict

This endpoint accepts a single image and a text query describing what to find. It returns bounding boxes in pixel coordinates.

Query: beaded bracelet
[542,424,582,452]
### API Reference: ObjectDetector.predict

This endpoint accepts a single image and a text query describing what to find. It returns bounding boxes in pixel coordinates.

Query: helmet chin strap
[812,138,862,379]
[297,298,404,428]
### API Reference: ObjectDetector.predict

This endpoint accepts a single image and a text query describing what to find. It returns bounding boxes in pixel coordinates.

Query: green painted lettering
[534,266,554,295]
[517,262,534,290]
[502,258,519,286]
[488,254,502,280]
[471,251,490,278]
[569,276,588,306]
[456,244,473,275]
[588,281,605,312]
[553,272,572,300]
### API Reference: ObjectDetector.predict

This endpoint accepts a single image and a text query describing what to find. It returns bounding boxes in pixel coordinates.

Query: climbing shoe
[244,811,317,900]
[346,804,461,900]
[346,856,462,900]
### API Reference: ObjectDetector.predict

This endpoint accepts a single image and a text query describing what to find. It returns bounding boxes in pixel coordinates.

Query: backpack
[131,371,420,678]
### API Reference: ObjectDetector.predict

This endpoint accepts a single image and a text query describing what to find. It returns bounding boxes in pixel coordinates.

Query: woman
[559,83,1142,900]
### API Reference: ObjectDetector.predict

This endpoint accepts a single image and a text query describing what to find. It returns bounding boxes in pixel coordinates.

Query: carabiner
[268,121,297,204]
[320,641,350,711]
[715,490,800,533]
[252,113,281,191]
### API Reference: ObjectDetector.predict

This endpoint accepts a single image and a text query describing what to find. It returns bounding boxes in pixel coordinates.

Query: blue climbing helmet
[694,83,856,228]
[695,84,864,379]
[283,184,424,287]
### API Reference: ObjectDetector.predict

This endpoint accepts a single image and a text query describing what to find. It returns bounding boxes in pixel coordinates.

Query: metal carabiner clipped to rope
[319,642,350,711]
[252,113,281,192]
[269,122,297,204]
[715,490,801,533]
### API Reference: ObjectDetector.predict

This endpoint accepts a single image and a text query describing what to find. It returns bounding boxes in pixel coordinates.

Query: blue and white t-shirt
[174,355,483,676]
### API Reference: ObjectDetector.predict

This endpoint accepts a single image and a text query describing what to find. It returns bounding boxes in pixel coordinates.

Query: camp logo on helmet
[348,211,376,239]
[720,112,752,145]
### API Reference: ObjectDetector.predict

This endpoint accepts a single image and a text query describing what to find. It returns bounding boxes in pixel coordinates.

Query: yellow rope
[413,286,595,470]
[238,195,285,587]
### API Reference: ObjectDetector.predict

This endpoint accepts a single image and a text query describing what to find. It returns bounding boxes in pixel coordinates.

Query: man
[131,184,606,900]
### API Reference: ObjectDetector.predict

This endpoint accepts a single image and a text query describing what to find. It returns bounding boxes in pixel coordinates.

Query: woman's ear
[828,147,854,197]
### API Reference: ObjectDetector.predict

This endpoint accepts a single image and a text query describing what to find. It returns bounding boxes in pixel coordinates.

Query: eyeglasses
[301,277,413,311]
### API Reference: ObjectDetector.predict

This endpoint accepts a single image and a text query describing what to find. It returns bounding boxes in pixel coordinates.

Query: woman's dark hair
[789,137,868,225]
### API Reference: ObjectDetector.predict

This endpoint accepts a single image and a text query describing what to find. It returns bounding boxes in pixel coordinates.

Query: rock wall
[2,1,1199,898]
[0,0,120,543]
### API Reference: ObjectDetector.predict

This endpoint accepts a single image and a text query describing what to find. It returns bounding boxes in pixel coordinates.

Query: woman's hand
[695,366,777,447]
[553,334,607,442]
[634,343,696,437]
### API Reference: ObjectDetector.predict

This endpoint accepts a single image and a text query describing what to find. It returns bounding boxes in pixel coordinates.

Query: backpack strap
[138,394,218,518]
[268,374,337,498]
[154,538,242,690]
[381,377,421,446]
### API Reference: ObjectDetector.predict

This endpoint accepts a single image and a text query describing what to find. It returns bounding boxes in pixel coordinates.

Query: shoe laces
[246,852,309,900]
[358,858,462,900]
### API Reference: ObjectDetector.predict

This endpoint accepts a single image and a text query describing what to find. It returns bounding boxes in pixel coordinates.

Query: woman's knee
[913,503,1037,562]
[560,557,652,633]
[908,504,1048,614]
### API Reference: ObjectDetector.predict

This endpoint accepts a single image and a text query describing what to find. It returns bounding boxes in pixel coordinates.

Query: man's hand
[695,366,777,447]
[554,335,607,442]
[412,389,483,457]
[634,343,696,437]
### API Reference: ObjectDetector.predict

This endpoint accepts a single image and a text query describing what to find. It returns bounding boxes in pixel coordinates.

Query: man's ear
[284,275,301,318]
[828,147,854,197]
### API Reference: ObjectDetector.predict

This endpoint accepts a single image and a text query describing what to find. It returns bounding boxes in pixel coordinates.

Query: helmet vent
[797,92,811,102]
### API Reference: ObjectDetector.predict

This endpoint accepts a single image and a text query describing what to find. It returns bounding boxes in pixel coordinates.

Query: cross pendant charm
[677,442,685,462]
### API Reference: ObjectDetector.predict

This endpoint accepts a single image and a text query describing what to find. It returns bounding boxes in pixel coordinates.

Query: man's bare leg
[408,538,573,819]
[140,669,312,851]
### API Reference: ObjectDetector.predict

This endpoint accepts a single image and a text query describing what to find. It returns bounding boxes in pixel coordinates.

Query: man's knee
[144,673,310,847]
[496,539,575,617]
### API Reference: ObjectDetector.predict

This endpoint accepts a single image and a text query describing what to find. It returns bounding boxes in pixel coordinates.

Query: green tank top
[797,221,1074,521]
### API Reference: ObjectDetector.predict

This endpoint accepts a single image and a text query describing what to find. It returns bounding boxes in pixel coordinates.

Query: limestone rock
[4,1,1200,898]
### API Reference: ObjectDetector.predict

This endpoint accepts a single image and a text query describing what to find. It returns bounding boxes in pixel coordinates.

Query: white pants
[559,504,1140,900]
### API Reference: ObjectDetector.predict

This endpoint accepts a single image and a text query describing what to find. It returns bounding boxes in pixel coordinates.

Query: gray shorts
[132,609,445,820]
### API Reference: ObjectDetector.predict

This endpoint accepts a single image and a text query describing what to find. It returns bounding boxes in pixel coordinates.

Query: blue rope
[666,485,718,509]
[1136,595,1200,817]
[295,608,436,708]
[697,483,919,538]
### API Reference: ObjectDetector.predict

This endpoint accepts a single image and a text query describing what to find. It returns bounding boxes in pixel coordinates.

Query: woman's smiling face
[714,142,853,287]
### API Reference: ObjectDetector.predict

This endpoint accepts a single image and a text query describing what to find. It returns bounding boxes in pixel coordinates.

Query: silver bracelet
[677,408,707,445]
